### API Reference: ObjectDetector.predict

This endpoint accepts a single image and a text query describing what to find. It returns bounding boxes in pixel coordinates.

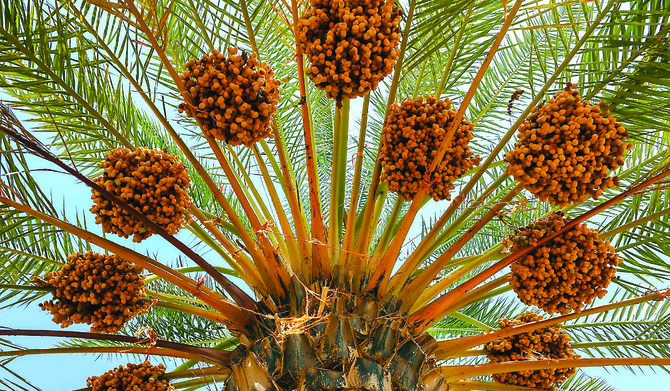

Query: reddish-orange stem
[290,0,329,280]
[204,135,290,299]
[121,0,279,299]
[266,131,313,280]
[363,0,523,296]
[0,329,231,365]
[410,168,670,330]
[398,185,521,307]
[364,195,424,293]
[162,366,231,380]
[441,357,670,381]
[392,174,509,291]
[353,0,417,270]
[436,273,512,316]
[427,0,523,177]
[188,207,265,291]
[0,346,218,365]
[434,289,669,359]
[0,196,249,332]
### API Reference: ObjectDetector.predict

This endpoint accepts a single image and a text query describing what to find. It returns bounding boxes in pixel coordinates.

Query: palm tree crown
[0,0,669,390]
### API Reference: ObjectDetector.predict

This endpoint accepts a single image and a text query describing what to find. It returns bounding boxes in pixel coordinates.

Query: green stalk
[162,366,229,380]
[194,209,239,237]
[449,312,493,331]
[342,94,371,271]
[259,140,285,189]
[372,197,404,256]
[252,145,302,271]
[409,174,510,268]
[431,180,514,249]
[156,300,232,325]
[172,338,239,373]
[329,99,350,262]
[226,145,290,259]
[145,266,237,283]
[354,0,417,260]
[435,1,474,97]
[600,206,670,240]
[446,284,513,316]
[172,376,229,389]
[426,249,506,274]
[290,0,329,279]
[226,145,275,226]
[366,187,394,251]
[396,185,522,304]
[184,223,243,275]
[238,0,310,272]
[147,290,206,305]
[411,243,505,311]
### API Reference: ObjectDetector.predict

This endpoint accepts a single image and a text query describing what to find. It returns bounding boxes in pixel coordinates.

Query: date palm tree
[1,0,669,390]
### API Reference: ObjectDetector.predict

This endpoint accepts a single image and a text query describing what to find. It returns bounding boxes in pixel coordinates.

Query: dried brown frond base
[225,278,447,391]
